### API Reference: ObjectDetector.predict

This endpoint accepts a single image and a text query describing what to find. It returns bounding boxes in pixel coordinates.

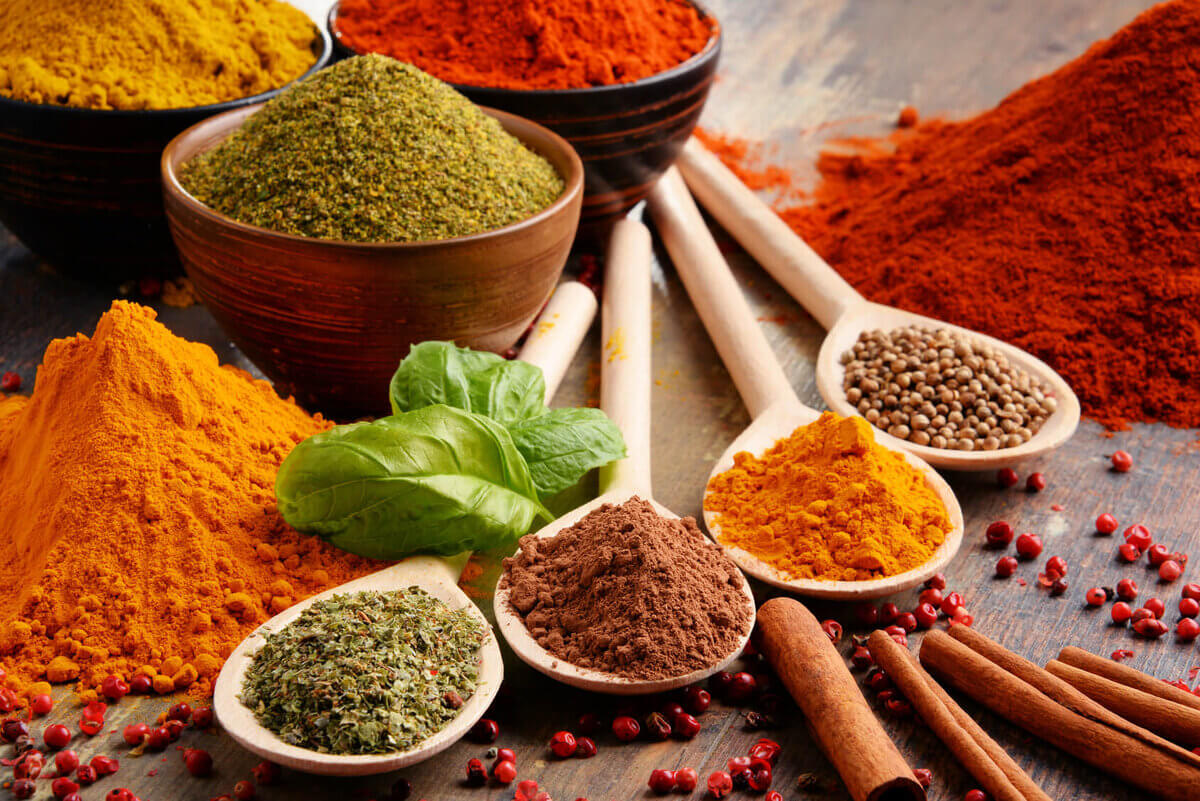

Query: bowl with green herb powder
[162,54,583,418]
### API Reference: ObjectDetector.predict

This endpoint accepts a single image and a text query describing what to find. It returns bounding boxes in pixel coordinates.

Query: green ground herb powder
[180,55,564,242]
[240,588,485,755]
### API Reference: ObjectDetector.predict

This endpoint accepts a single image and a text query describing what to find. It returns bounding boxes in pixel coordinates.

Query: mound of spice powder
[0,302,377,698]
[333,0,715,90]
[702,0,1200,431]
[0,0,318,110]
[241,588,484,755]
[500,497,751,680]
[180,55,564,243]
[706,413,951,582]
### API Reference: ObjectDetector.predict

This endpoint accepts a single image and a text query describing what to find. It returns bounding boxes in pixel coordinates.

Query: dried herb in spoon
[240,588,485,755]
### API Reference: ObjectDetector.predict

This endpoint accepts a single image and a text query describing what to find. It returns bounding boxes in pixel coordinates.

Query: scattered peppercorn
[707,771,733,798]
[995,556,1018,577]
[469,718,499,744]
[1111,450,1133,472]
[123,723,150,746]
[648,769,677,794]
[1177,618,1200,641]
[997,468,1019,487]
[43,724,72,749]
[1025,472,1047,492]
[182,748,211,778]
[100,676,129,702]
[253,761,281,786]
[684,686,711,715]
[1049,577,1069,596]
[1160,560,1184,582]
[985,521,1014,548]
[1134,618,1169,638]
[1015,533,1043,559]
[820,619,843,644]
[612,716,640,742]
[676,768,699,793]
[1181,598,1200,618]
[1145,598,1166,618]
[0,372,21,392]
[1125,524,1153,551]
[464,758,487,787]
[54,750,79,776]
[912,768,933,788]
[1085,587,1106,607]
[29,694,52,716]
[549,731,576,758]
[493,760,517,784]
[1095,513,1119,535]
[673,714,701,739]
[233,781,255,801]
[11,779,35,799]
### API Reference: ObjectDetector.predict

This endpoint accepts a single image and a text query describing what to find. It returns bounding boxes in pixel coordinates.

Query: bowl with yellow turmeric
[0,0,331,281]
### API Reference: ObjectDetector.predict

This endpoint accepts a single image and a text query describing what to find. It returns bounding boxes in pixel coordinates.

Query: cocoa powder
[500,497,752,680]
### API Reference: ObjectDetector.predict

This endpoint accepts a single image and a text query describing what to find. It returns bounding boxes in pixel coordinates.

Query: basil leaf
[510,407,627,497]
[275,405,550,560]
[390,341,546,427]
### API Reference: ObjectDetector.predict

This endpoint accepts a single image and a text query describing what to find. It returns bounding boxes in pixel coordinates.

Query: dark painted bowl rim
[161,102,584,251]
[327,0,721,98]
[0,25,331,119]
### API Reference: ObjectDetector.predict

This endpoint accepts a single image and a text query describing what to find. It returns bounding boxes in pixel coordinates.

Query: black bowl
[0,26,331,281]
[328,2,720,231]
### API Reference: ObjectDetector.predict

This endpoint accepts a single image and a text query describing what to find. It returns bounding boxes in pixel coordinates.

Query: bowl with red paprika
[328,0,721,231]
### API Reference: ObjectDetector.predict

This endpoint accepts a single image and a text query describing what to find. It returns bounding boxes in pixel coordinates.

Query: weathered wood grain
[0,2,1190,800]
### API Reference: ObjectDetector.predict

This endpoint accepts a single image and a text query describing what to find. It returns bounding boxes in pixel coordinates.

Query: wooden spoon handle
[518,281,598,402]
[599,218,654,496]
[678,138,863,330]
[647,167,795,420]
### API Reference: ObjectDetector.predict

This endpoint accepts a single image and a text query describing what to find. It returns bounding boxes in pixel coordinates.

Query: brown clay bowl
[161,104,583,419]
[0,28,331,282]
[327,1,720,231]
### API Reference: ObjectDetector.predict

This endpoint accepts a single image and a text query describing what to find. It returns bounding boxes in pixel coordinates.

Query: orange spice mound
[706,413,950,582]
[0,302,378,698]
[334,0,715,90]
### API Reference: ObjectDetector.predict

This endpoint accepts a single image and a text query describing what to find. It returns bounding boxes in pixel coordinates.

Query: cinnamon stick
[867,631,1046,801]
[1047,659,1200,748]
[920,630,1200,800]
[756,599,924,801]
[1057,645,1200,713]
[946,623,1200,765]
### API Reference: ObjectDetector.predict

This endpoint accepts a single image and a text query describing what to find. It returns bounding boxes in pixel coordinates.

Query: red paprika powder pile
[332,0,715,90]
[705,0,1200,431]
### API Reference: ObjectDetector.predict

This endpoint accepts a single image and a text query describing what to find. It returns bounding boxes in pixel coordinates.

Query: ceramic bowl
[0,28,331,281]
[161,104,584,419]
[327,1,720,230]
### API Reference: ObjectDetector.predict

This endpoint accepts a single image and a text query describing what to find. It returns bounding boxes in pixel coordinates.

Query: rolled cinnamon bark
[947,622,1200,765]
[1047,659,1200,748]
[867,631,1045,801]
[921,630,1200,800]
[757,599,924,801]
[1058,646,1200,713]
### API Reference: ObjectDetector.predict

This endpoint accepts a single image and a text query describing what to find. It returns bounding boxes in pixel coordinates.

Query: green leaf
[275,405,550,559]
[510,407,627,497]
[389,341,546,428]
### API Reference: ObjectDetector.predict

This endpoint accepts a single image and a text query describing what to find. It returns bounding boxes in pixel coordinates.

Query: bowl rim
[0,25,331,119]
[161,101,585,251]
[327,0,721,98]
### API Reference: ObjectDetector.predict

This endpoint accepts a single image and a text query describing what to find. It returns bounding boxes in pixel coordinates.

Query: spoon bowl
[214,555,502,777]
[677,139,1081,471]
[703,400,965,599]
[494,217,756,692]
[648,168,965,601]
[494,490,755,694]
[817,301,1080,472]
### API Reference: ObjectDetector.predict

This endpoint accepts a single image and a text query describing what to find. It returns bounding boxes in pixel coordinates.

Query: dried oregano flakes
[240,587,485,754]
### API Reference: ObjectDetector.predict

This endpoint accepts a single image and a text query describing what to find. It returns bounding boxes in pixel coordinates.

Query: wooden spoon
[676,139,1080,472]
[493,218,756,694]
[647,168,964,600]
[213,282,598,776]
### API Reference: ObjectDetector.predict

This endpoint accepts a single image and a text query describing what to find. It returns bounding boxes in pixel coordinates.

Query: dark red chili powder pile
[703,0,1200,431]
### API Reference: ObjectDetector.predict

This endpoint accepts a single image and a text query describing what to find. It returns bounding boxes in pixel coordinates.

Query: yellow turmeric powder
[0,0,318,110]
[0,302,378,698]
[706,412,951,581]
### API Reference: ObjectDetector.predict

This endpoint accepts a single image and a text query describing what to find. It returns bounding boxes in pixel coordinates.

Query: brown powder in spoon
[500,497,752,680]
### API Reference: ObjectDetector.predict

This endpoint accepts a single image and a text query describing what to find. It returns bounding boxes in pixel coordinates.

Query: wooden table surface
[1,2,1192,800]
